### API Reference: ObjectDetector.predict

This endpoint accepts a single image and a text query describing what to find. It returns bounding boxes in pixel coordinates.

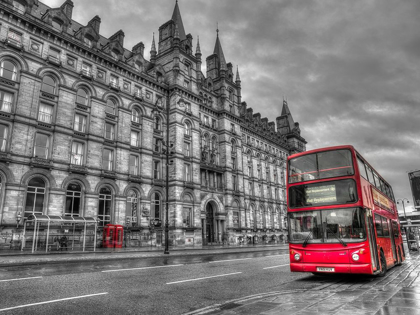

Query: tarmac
[1,244,419,315]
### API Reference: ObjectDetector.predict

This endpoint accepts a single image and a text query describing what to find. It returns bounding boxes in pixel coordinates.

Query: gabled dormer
[126,42,148,73]
[9,0,38,15]
[74,15,101,49]
[41,0,73,33]
[102,30,125,62]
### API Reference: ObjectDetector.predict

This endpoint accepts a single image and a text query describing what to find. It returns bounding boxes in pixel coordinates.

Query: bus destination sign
[306,185,337,205]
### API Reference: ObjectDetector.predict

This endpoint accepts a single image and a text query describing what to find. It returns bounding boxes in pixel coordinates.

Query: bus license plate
[317,267,335,272]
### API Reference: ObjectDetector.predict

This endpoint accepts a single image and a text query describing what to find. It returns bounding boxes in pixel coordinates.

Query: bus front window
[288,208,366,244]
[289,149,354,183]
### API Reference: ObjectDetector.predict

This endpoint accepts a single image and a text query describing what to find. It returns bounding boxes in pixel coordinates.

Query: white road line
[0,292,108,312]
[209,258,253,263]
[167,272,242,285]
[263,264,290,269]
[210,254,288,264]
[102,264,184,273]
[0,276,42,282]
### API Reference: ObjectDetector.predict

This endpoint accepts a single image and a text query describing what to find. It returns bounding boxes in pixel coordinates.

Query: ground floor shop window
[98,187,112,226]
[25,177,45,216]
[65,183,82,216]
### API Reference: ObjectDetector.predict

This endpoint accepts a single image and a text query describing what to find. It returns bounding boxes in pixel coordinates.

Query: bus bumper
[290,263,372,274]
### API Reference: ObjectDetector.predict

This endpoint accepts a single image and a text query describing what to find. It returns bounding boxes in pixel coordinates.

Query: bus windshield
[289,149,354,183]
[288,207,366,244]
[289,179,357,208]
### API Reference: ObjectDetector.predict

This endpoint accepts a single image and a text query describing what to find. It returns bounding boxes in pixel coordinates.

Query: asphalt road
[0,249,388,315]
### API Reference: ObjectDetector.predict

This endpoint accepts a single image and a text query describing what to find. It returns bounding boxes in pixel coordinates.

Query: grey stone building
[0,0,306,251]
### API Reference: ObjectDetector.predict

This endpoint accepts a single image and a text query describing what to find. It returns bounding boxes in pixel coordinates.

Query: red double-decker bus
[287,145,404,276]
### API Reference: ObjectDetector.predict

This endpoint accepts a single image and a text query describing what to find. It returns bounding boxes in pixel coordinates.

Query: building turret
[150,33,157,63]
[236,66,242,104]
[196,36,202,81]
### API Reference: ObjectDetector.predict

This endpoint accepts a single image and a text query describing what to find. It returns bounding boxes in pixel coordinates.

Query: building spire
[235,66,241,83]
[196,35,201,55]
[213,27,227,71]
[150,32,157,63]
[151,32,156,52]
[171,0,186,40]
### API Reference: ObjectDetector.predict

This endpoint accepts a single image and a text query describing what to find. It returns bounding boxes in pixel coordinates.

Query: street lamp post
[397,198,409,220]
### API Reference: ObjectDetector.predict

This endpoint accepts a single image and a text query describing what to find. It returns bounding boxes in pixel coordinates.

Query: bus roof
[287,145,355,160]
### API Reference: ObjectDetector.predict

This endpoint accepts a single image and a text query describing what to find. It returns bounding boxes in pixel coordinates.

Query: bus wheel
[396,248,403,266]
[378,252,387,277]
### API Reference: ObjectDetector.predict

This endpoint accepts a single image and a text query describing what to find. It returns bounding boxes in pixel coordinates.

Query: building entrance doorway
[206,202,215,244]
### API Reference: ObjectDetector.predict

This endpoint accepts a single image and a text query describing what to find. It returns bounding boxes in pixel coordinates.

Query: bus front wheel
[378,252,387,277]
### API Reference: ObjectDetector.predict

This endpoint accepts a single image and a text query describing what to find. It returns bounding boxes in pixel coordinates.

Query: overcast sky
[44,0,420,213]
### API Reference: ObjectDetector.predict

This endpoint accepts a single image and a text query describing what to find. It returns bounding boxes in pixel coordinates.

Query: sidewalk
[185,248,420,315]
[0,244,288,267]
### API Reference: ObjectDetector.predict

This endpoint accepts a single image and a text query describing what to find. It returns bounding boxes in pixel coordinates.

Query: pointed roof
[196,35,201,54]
[281,99,295,127]
[171,0,186,41]
[213,28,227,70]
[150,32,156,52]
[235,66,241,82]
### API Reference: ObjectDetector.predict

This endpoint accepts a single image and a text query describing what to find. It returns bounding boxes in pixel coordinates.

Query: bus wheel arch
[378,249,387,277]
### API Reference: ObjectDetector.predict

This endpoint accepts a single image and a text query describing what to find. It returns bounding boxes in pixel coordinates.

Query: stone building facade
[0,0,306,250]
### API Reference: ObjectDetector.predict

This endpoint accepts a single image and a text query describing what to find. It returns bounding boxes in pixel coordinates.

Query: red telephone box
[102,224,124,248]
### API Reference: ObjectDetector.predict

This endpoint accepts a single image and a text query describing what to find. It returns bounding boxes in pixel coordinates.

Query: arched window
[151,192,161,220]
[83,35,93,48]
[184,121,191,136]
[65,183,82,216]
[154,116,161,130]
[132,108,141,123]
[41,75,56,94]
[249,205,255,228]
[106,98,116,115]
[232,201,239,229]
[211,136,217,150]
[231,139,236,153]
[25,177,46,216]
[13,1,26,14]
[203,134,209,147]
[52,18,63,31]
[127,190,138,226]
[98,187,112,226]
[76,88,88,105]
[257,207,263,229]
[0,60,17,81]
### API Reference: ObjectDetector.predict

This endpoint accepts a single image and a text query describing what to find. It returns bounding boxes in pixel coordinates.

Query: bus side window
[373,172,380,190]
[382,217,390,237]
[357,157,367,179]
[366,166,375,186]
[375,215,383,237]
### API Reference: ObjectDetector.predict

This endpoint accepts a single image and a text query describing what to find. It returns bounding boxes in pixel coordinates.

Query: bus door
[390,220,398,262]
[365,208,379,271]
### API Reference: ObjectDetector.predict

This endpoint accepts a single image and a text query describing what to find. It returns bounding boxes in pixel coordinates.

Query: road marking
[210,254,288,264]
[102,264,184,273]
[0,276,42,282]
[0,292,108,312]
[263,264,289,269]
[167,272,242,284]
[209,258,253,263]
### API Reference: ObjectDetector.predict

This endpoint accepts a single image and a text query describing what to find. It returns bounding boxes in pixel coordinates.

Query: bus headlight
[294,253,301,261]
[352,253,360,261]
